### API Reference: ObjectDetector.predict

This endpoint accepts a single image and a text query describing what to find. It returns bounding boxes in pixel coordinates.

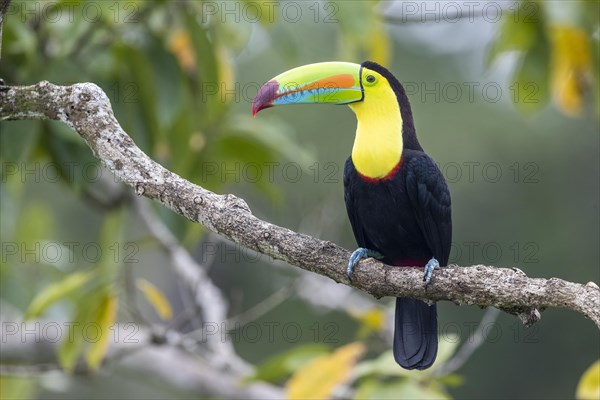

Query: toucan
[252,61,452,370]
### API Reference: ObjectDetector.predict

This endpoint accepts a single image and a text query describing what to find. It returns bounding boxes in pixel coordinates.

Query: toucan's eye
[366,75,376,83]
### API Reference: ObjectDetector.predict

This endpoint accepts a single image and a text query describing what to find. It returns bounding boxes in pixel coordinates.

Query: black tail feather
[393,297,438,370]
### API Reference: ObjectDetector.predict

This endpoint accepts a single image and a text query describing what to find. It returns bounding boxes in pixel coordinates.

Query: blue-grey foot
[423,257,439,287]
[347,248,383,282]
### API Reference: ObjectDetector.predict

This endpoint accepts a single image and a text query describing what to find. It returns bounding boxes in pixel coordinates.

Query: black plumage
[343,62,452,370]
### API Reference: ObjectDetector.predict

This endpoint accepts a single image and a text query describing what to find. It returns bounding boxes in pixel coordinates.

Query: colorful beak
[252,62,363,116]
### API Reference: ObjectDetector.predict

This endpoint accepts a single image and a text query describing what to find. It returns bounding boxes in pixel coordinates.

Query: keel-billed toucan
[252,61,452,370]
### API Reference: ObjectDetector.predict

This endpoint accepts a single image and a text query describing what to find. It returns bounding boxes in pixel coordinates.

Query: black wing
[404,152,452,266]
[343,158,369,249]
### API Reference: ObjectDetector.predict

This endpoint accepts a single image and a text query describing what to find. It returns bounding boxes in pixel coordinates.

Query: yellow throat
[349,83,403,179]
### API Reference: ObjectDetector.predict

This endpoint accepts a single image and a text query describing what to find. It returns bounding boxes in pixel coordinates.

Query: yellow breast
[349,79,403,179]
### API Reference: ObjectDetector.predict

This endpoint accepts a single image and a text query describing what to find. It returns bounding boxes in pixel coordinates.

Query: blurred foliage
[246,343,331,384]
[1,0,599,399]
[488,0,599,116]
[576,359,600,400]
[353,333,461,399]
[351,308,386,339]
[1,0,313,197]
[22,209,122,371]
[332,0,392,66]
[0,376,38,400]
[285,341,365,399]
[135,277,173,320]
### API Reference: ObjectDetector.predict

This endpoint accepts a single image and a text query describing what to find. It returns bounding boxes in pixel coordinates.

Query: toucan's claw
[423,257,439,288]
[347,248,383,282]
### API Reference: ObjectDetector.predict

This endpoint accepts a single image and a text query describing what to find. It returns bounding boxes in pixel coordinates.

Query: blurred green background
[1,0,599,399]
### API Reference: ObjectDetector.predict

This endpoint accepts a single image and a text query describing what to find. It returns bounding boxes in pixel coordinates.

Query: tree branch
[433,307,501,376]
[0,317,284,399]
[1,81,599,329]
[131,195,251,375]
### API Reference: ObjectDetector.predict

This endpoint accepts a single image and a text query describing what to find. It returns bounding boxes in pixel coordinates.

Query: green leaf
[286,342,365,400]
[354,350,414,379]
[225,115,315,167]
[24,270,96,319]
[117,44,160,152]
[438,373,465,388]
[58,288,106,372]
[50,260,117,372]
[204,133,282,201]
[97,210,124,279]
[486,3,538,66]
[0,376,39,400]
[85,292,118,370]
[136,278,173,320]
[350,308,386,339]
[576,360,600,400]
[246,343,330,383]
[43,123,99,192]
[548,25,594,116]
[166,99,196,175]
[354,333,461,379]
[512,28,550,114]
[331,1,391,65]
[185,13,224,126]
[144,33,185,133]
[355,378,451,400]
[0,121,39,163]
[214,135,277,165]
[15,201,56,250]
[59,328,84,372]
[2,19,39,79]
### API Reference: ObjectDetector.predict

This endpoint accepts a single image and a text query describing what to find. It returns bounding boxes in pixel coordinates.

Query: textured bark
[1,81,599,329]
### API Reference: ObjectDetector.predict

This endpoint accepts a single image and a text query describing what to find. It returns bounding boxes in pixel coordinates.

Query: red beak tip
[251,80,279,117]
[251,103,261,117]
[251,102,273,117]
